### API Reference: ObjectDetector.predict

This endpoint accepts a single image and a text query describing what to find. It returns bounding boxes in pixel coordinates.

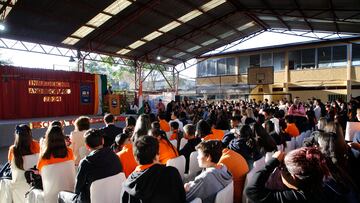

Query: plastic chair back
[166,155,185,180]
[214,181,234,203]
[90,172,126,203]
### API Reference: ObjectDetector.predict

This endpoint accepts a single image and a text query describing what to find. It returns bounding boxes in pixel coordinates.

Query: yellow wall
[289,89,346,101]
[289,67,347,84]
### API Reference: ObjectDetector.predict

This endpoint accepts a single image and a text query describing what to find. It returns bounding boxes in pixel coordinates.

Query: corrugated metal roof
[1,0,360,66]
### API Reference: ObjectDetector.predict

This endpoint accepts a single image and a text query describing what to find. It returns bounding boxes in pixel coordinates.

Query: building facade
[196,36,360,102]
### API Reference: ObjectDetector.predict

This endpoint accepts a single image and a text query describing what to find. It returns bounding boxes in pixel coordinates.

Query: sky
[0,31,345,81]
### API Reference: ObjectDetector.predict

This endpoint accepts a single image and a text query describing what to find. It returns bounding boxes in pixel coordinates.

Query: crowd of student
[2,96,360,203]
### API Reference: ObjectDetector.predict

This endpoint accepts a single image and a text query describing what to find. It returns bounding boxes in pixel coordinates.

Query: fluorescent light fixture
[72,26,95,38]
[162,59,171,63]
[129,40,146,49]
[187,45,201,52]
[117,48,132,55]
[143,31,163,41]
[62,37,80,45]
[201,39,218,46]
[104,0,132,15]
[87,13,112,27]
[219,31,235,39]
[157,56,161,60]
[178,10,202,23]
[201,0,226,12]
[173,52,186,58]
[237,21,255,31]
[159,21,181,32]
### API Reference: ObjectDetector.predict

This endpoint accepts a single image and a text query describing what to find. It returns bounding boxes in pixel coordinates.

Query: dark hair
[84,129,103,149]
[104,113,115,124]
[172,111,179,118]
[285,115,295,123]
[184,124,195,136]
[149,113,157,123]
[41,125,68,160]
[133,135,159,165]
[75,116,90,131]
[170,121,179,130]
[196,119,212,138]
[126,116,136,127]
[50,120,62,127]
[158,112,167,120]
[284,147,329,191]
[132,114,151,141]
[150,128,177,155]
[151,121,161,129]
[114,133,129,150]
[13,124,33,169]
[240,124,257,149]
[195,140,223,163]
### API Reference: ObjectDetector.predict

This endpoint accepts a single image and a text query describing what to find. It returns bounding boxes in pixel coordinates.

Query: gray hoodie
[186,164,232,203]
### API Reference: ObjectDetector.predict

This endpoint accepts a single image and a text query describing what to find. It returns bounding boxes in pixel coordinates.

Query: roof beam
[137,11,239,61]
[293,0,314,32]
[178,0,246,39]
[227,0,269,30]
[260,0,292,30]
[87,0,160,52]
[328,0,340,33]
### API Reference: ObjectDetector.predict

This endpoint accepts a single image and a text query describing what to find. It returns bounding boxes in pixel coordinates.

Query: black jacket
[75,147,122,203]
[179,137,201,173]
[246,158,326,203]
[100,124,123,147]
[122,164,185,203]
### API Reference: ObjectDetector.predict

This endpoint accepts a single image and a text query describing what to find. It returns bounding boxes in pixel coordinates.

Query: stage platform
[0,114,136,165]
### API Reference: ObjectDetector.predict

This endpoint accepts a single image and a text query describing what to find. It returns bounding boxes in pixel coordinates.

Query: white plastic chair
[26,160,76,203]
[179,138,188,150]
[214,181,234,203]
[188,151,201,177]
[345,121,360,141]
[11,153,39,203]
[189,197,202,203]
[90,172,126,203]
[170,140,177,148]
[166,155,186,180]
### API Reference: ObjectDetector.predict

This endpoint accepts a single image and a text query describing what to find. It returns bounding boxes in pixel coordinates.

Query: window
[273,52,285,71]
[260,53,273,67]
[353,44,360,65]
[301,48,315,69]
[207,59,216,76]
[289,50,301,70]
[217,58,226,75]
[239,55,250,74]
[317,47,332,68]
[250,54,260,67]
[227,58,236,75]
[197,61,206,77]
[332,45,347,66]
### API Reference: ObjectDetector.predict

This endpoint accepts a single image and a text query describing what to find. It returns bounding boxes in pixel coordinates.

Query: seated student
[123,116,136,135]
[115,133,137,177]
[219,146,249,203]
[37,125,74,172]
[204,121,225,141]
[150,128,178,164]
[170,121,183,150]
[179,124,201,173]
[158,113,170,133]
[169,111,184,132]
[228,125,262,169]
[122,135,185,203]
[58,129,122,203]
[99,113,123,148]
[222,116,241,147]
[284,115,300,137]
[185,140,232,203]
[70,116,90,165]
[196,119,213,140]
[8,124,40,166]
